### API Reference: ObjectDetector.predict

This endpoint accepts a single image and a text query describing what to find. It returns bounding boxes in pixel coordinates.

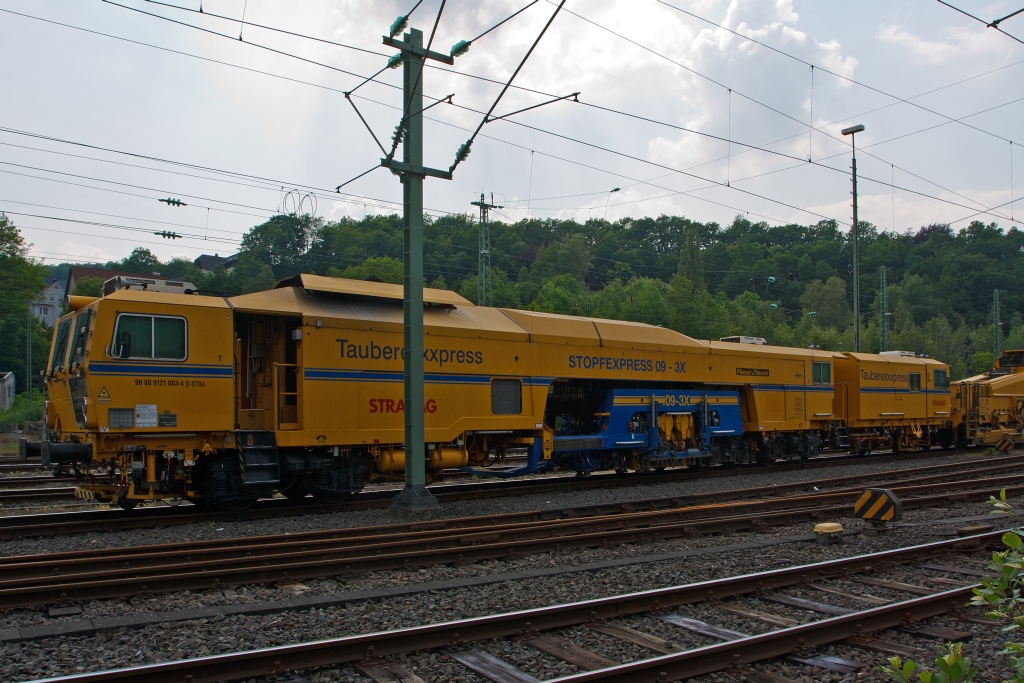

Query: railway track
[0,449,1002,537]
[21,530,1001,683]
[0,457,1018,608]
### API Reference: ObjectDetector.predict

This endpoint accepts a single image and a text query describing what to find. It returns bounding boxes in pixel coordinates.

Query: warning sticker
[135,404,158,428]
[97,387,111,404]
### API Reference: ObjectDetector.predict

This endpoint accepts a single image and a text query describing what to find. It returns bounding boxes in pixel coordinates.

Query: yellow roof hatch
[274,273,473,307]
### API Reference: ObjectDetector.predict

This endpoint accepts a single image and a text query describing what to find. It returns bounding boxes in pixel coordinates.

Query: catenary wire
[6,6,1007,239]
[657,0,1021,144]
[934,0,1024,45]
[10,5,1014,227]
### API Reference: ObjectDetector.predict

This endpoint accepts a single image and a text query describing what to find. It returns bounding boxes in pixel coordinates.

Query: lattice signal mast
[995,289,1003,359]
[471,193,502,306]
[879,266,890,352]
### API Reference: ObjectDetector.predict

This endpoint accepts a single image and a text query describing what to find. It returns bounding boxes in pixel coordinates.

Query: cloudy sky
[1,0,1021,266]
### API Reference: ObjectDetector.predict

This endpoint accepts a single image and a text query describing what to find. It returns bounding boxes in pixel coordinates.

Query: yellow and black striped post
[854,488,902,523]
[995,438,1014,452]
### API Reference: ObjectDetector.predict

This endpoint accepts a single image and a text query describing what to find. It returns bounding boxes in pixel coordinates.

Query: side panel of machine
[279,321,547,448]
[82,294,236,440]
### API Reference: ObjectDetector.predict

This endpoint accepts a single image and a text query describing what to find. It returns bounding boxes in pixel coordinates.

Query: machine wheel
[116,490,138,511]
[280,474,308,503]
[304,475,355,505]
[304,456,369,505]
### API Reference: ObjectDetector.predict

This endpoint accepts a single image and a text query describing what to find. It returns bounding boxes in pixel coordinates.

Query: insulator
[389,15,408,38]
[455,141,472,164]
[387,53,403,69]
[450,40,471,58]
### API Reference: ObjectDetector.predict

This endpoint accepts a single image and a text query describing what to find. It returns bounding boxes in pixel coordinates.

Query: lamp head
[841,124,865,136]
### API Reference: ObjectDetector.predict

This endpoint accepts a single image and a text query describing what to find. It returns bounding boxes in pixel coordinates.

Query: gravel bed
[0,452,1001,557]
[1,494,1017,681]
[0,493,1013,632]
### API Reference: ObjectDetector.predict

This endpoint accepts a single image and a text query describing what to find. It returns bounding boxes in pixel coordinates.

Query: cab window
[49,317,73,372]
[70,309,93,365]
[812,361,831,385]
[933,369,949,389]
[114,314,187,361]
[909,372,922,392]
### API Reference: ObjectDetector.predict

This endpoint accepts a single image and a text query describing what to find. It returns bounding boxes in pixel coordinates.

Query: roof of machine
[274,273,473,307]
[499,308,709,351]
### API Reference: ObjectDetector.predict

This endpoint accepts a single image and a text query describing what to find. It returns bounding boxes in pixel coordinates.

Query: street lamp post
[604,187,620,220]
[841,124,865,352]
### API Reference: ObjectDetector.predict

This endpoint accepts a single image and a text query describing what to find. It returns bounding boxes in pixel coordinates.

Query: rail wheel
[116,489,138,511]
[280,473,308,503]
[304,455,370,505]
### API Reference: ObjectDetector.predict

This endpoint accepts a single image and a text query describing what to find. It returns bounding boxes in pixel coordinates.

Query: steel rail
[0,487,78,502]
[1,456,1019,572]
[0,450,1012,539]
[547,587,974,682]
[0,475,1017,608]
[19,531,1000,683]
[0,476,102,489]
[2,458,1015,577]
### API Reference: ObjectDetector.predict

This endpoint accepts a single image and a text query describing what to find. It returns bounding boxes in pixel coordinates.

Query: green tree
[530,274,586,315]
[0,214,49,398]
[73,277,104,297]
[113,247,160,275]
[800,277,851,331]
[330,256,403,284]
[971,351,995,375]
[240,213,321,277]
[678,227,704,291]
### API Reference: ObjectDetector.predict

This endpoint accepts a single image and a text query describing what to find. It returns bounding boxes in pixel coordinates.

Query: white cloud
[877,23,1008,65]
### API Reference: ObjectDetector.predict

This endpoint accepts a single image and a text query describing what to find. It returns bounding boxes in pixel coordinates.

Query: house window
[113,314,187,361]
[812,361,831,385]
[909,373,921,392]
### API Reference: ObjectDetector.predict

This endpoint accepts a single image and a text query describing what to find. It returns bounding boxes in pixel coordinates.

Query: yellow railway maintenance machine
[952,350,1024,449]
[832,350,954,454]
[33,273,910,510]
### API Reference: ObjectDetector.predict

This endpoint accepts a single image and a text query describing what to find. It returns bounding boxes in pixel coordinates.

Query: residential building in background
[31,279,65,328]
[0,372,13,410]
[194,253,238,273]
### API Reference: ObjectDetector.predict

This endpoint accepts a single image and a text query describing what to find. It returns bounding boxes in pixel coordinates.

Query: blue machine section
[462,387,744,477]
[549,389,743,474]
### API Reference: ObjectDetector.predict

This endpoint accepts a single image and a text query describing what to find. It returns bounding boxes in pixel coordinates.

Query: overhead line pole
[471,193,502,306]
[380,27,454,519]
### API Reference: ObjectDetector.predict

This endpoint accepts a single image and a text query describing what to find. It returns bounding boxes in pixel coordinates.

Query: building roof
[65,267,167,295]
[194,253,238,271]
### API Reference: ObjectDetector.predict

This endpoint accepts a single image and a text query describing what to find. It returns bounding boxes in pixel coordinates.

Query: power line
[0,198,243,237]
[657,0,1021,146]
[12,6,1014,234]
[934,0,1024,46]
[12,5,1013,229]
[3,210,240,245]
[143,0,391,58]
